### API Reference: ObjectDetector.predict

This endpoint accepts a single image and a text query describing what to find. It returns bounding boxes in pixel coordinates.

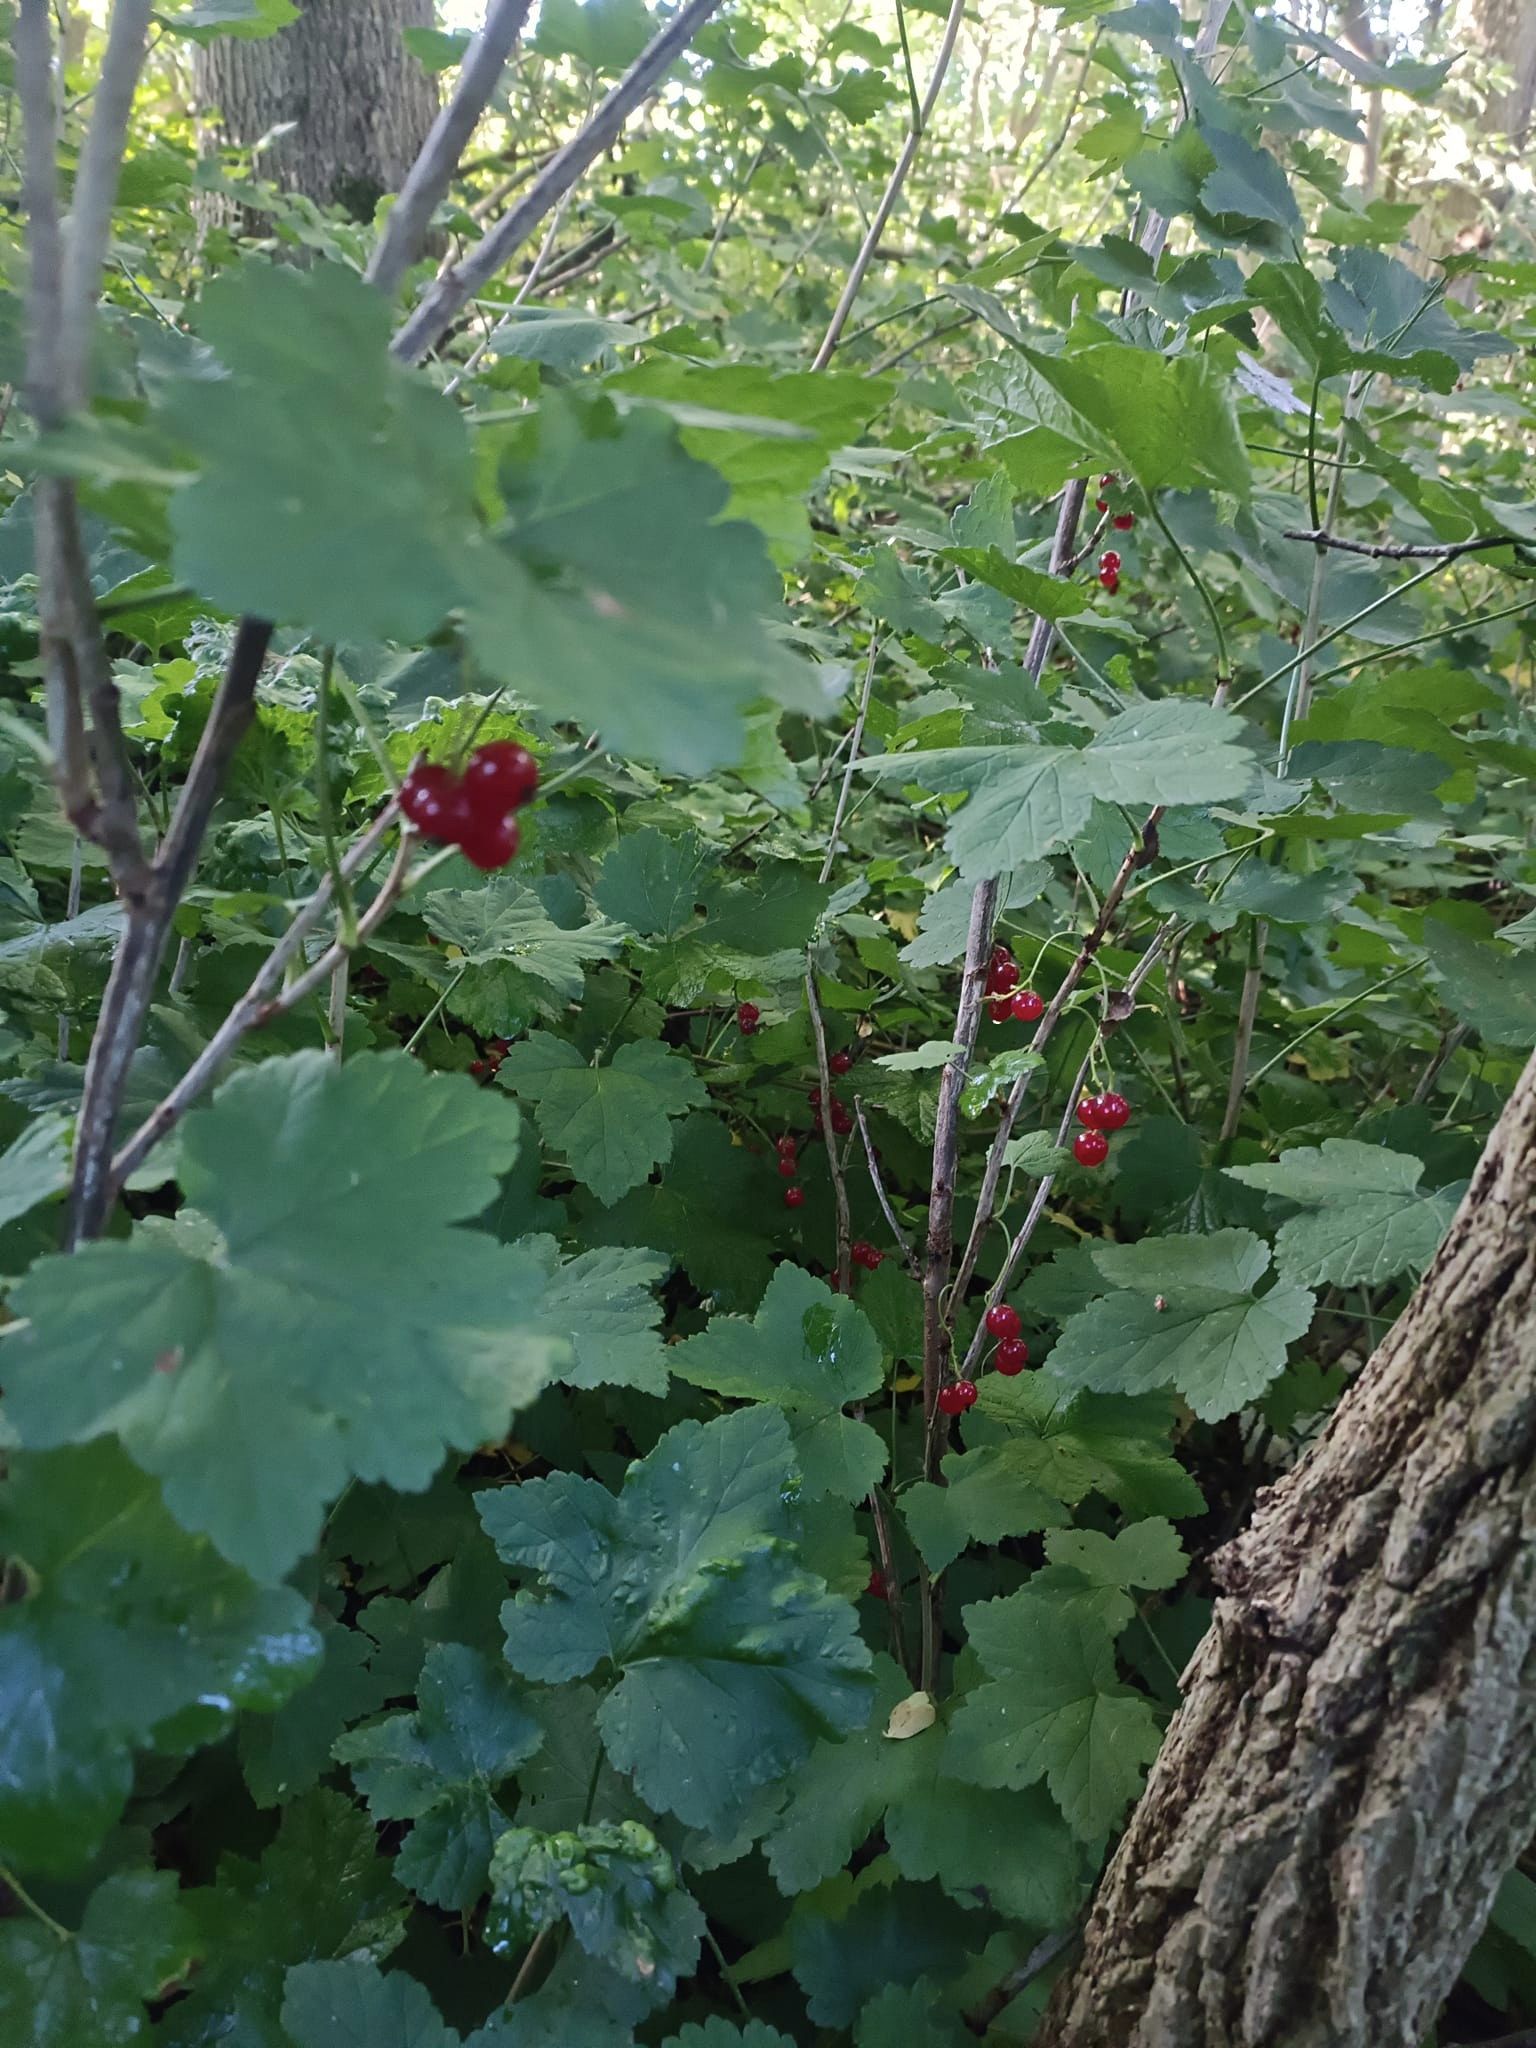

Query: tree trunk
[1037,1045,1536,2048]
[1475,0,1536,147]
[195,0,439,219]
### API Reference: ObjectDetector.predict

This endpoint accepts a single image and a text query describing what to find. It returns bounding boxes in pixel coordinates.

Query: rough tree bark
[1037,1044,1536,2048]
[195,0,438,218]
[1475,0,1536,148]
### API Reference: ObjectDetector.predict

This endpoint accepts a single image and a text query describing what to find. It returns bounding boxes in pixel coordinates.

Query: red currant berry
[456,812,519,871]
[1099,473,1116,488]
[777,1133,798,1155]
[784,1185,806,1208]
[1099,567,1120,595]
[468,1059,492,1081]
[1011,988,1044,1023]
[851,1240,883,1271]
[985,1302,1021,1340]
[1074,1129,1110,1167]
[1094,496,1109,513]
[1077,1095,1107,1129]
[830,1050,854,1076]
[464,740,538,812]
[808,1088,822,1111]
[1099,549,1121,573]
[1113,512,1136,531]
[1096,1090,1130,1130]
[400,763,471,843]
[989,997,1013,1024]
[737,1001,760,1035]
[778,1155,798,1178]
[994,1335,1029,1375]
[938,1379,978,1416]
[986,957,1020,995]
[866,1568,887,1599]
[830,1103,853,1136]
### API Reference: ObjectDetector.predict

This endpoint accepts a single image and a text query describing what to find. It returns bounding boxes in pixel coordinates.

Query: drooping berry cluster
[1098,547,1121,596]
[851,1239,883,1271]
[777,1047,869,1220]
[399,742,538,871]
[986,942,1045,1026]
[983,1301,1029,1376]
[937,1379,978,1416]
[1073,1089,1130,1167]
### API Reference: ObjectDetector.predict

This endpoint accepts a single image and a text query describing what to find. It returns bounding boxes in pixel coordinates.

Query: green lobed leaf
[4,1052,565,1581]
[1047,1229,1316,1421]
[1225,1138,1464,1288]
[499,1033,708,1205]
[478,1407,874,1835]
[0,1869,197,2048]
[0,1440,321,1872]
[670,1263,886,1501]
[334,1644,544,1908]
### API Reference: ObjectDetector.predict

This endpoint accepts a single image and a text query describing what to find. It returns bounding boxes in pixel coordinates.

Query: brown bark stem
[1038,1044,1536,2048]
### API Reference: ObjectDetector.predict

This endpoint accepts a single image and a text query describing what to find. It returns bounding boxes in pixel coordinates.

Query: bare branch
[819,637,879,884]
[366,0,536,299]
[391,0,724,367]
[805,954,852,1293]
[110,802,402,1194]
[154,618,274,895]
[963,1926,1081,2036]
[853,1097,917,1275]
[14,0,64,426]
[1217,922,1266,1146]
[1131,0,1232,274]
[56,0,155,409]
[1282,526,1525,561]
[810,0,966,370]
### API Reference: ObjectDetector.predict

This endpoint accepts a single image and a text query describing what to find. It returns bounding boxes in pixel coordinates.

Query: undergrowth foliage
[0,0,1534,2041]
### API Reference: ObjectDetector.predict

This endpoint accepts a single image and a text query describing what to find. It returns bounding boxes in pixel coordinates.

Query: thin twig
[1282,526,1525,561]
[110,804,402,1191]
[391,0,723,366]
[1218,920,1266,1147]
[962,1924,1081,2035]
[810,0,967,369]
[805,953,852,1293]
[853,1097,917,1274]
[864,1478,909,1678]
[56,835,82,1058]
[1411,1022,1469,1103]
[819,637,879,884]
[366,0,535,298]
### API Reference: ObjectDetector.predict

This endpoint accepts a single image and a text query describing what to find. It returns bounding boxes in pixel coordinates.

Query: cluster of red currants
[986,942,1045,1026]
[1098,547,1122,596]
[399,742,539,871]
[737,1001,761,1035]
[983,1300,1029,1375]
[1093,471,1137,531]
[850,1240,883,1271]
[467,1037,511,1084]
[1072,1089,1130,1167]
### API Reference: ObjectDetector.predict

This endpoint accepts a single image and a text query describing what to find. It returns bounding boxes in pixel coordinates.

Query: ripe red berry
[1097,1090,1131,1131]
[1113,512,1136,531]
[866,1568,887,1599]
[989,997,1013,1024]
[851,1240,883,1271]
[1099,549,1121,573]
[464,740,538,812]
[1074,1129,1110,1167]
[1077,1095,1107,1129]
[1011,988,1044,1022]
[777,1133,798,1156]
[468,1059,492,1081]
[1094,496,1109,513]
[994,1335,1029,1375]
[778,1155,798,1178]
[737,1001,760,1035]
[784,1185,806,1209]
[938,1379,978,1416]
[808,1088,822,1111]
[830,1102,853,1136]
[400,762,471,843]
[1099,567,1120,595]
[830,1050,854,1076]
[984,1302,1021,1340]
[986,957,1020,995]
[1099,473,1116,488]
[457,812,519,871]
